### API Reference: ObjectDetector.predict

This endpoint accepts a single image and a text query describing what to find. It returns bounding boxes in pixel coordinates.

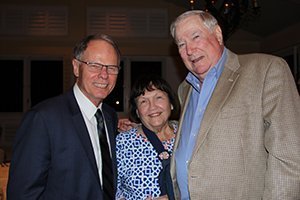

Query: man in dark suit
[7,33,121,199]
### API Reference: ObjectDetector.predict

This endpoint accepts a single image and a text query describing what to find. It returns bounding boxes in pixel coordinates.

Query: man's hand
[117,118,137,132]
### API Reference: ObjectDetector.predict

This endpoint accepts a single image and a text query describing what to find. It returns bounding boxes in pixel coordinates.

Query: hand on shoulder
[117,118,138,132]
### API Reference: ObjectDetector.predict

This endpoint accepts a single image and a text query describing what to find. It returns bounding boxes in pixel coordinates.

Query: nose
[148,100,158,110]
[98,66,108,79]
[185,42,195,56]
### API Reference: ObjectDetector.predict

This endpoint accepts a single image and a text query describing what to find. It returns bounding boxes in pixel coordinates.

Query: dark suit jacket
[7,89,118,200]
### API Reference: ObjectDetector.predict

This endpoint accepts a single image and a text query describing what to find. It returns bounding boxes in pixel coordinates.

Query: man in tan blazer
[170,10,300,199]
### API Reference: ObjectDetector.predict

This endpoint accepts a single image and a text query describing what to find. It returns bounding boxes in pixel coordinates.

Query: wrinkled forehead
[174,16,207,41]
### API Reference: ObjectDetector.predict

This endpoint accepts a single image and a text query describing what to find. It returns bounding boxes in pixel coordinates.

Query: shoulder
[237,53,286,68]
[238,54,290,82]
[225,50,288,79]
[102,103,116,114]
[116,128,141,152]
[227,49,285,67]
[116,127,138,141]
[102,103,118,125]
[178,80,191,106]
[102,103,117,118]
[29,90,73,117]
[178,80,190,93]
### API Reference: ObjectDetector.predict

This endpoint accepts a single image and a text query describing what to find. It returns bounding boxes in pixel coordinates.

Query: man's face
[73,40,118,106]
[175,15,223,81]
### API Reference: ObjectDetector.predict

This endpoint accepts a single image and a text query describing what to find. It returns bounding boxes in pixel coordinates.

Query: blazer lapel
[191,50,241,160]
[173,84,193,152]
[102,106,118,189]
[67,91,100,184]
[102,108,116,159]
[171,83,193,193]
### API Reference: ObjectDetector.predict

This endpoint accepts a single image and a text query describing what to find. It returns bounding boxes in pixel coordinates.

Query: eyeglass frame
[75,58,121,75]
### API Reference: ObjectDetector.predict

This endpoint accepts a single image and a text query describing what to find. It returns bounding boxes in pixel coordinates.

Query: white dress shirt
[73,83,111,186]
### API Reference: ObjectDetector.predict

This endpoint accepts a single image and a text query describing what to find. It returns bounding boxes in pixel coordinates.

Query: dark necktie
[95,109,114,199]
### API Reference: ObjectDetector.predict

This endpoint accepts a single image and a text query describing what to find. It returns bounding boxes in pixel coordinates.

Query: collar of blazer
[174,49,241,162]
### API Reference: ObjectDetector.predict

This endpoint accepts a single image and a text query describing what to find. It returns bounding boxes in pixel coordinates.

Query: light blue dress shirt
[175,48,227,199]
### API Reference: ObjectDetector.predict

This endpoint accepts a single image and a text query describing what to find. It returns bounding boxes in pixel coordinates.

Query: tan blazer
[171,50,300,199]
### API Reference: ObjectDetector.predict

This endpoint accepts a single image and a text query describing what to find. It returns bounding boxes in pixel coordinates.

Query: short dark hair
[73,33,121,65]
[129,74,180,123]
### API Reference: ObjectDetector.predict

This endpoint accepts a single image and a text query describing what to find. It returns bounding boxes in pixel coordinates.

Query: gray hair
[170,10,219,40]
[73,33,121,65]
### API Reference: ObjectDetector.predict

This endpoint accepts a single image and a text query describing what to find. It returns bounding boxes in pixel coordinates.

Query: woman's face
[136,87,172,132]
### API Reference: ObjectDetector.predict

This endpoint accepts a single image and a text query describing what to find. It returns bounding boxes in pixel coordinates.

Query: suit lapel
[102,105,118,189]
[171,83,192,190]
[191,50,241,160]
[102,107,116,160]
[173,84,193,153]
[67,91,100,184]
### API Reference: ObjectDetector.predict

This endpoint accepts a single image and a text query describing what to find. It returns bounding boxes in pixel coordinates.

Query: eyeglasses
[75,58,120,75]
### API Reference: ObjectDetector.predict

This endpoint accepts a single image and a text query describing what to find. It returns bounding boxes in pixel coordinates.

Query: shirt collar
[186,48,227,92]
[73,83,102,120]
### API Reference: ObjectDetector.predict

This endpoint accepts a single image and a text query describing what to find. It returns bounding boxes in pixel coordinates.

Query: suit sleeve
[7,110,51,199]
[262,57,300,199]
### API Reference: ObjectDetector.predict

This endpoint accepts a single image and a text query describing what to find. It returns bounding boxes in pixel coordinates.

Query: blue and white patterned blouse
[116,121,178,200]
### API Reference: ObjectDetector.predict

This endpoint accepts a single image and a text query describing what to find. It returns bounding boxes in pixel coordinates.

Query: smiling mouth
[149,112,162,117]
[192,56,204,63]
[94,82,108,88]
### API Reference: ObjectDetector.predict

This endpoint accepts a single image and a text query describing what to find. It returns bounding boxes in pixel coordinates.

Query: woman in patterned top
[116,75,180,200]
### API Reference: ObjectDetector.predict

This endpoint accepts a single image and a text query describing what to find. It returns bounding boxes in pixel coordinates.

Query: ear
[215,25,223,46]
[72,59,79,77]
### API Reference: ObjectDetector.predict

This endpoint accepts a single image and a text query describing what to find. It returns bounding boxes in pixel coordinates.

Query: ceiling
[165,0,300,38]
[241,0,300,37]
